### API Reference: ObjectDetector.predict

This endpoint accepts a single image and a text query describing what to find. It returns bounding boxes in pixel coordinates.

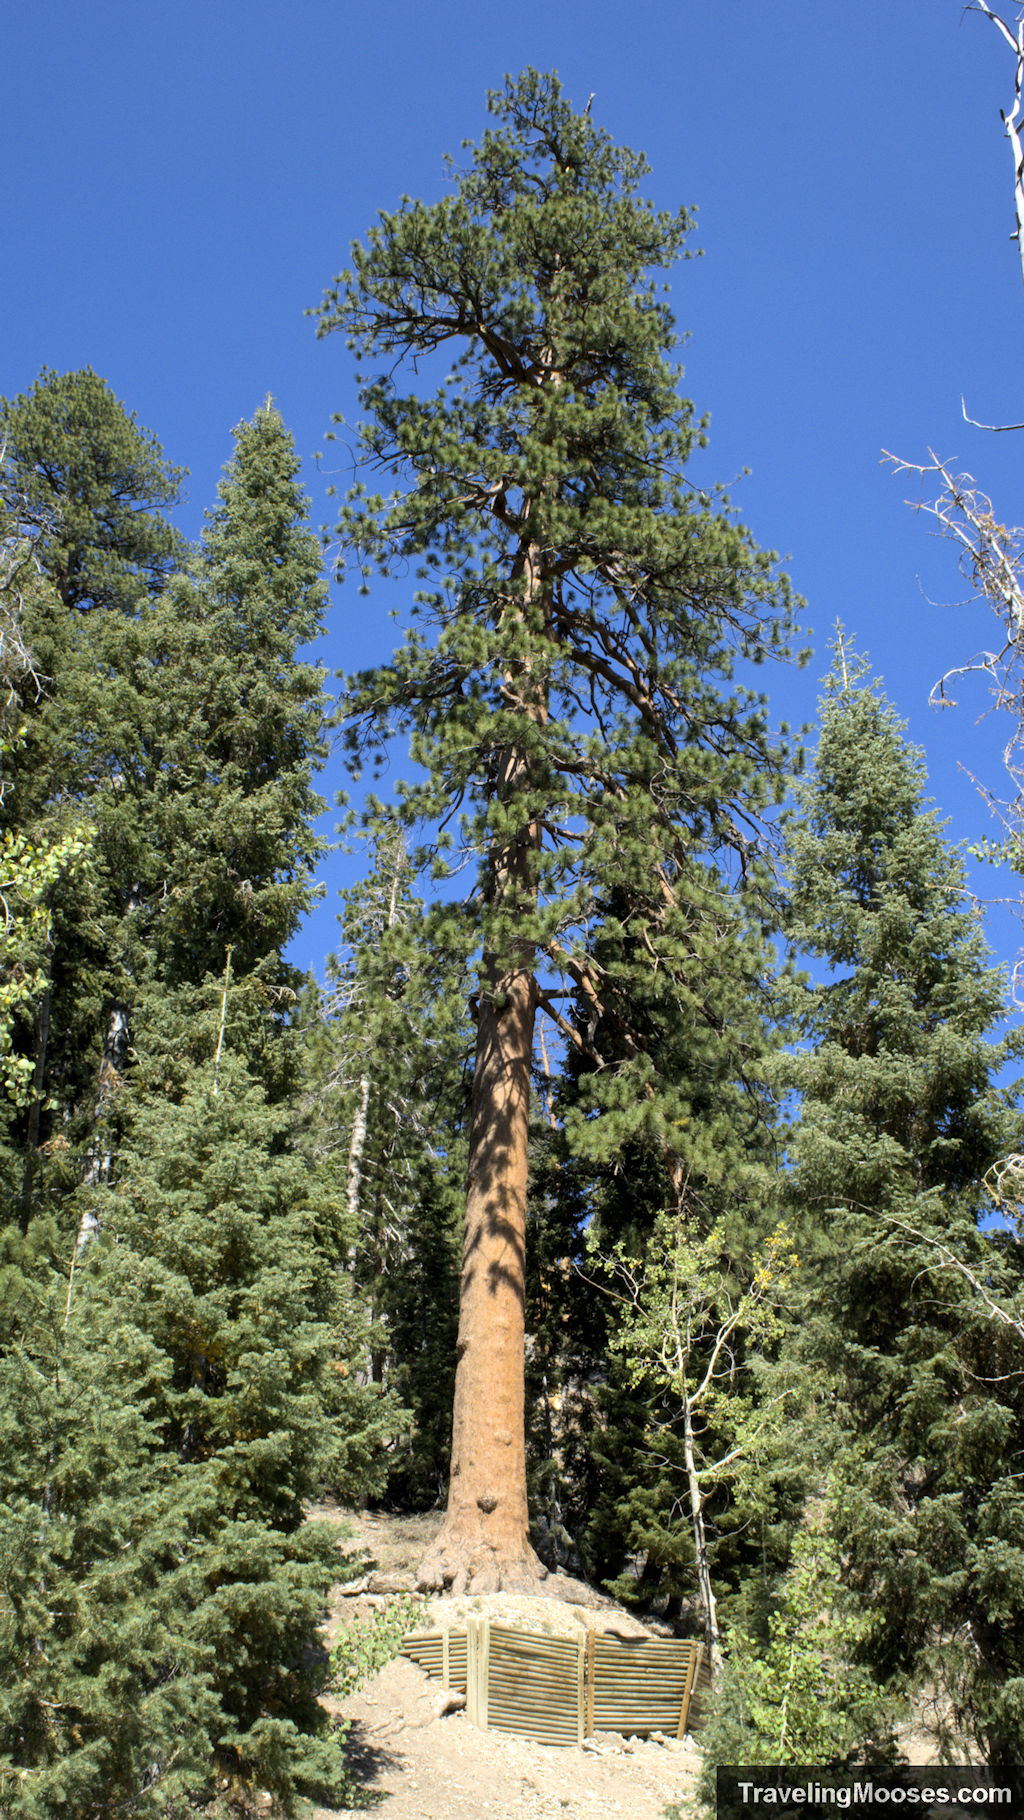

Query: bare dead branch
[879,1210,1024,1343]
[961,394,1024,431]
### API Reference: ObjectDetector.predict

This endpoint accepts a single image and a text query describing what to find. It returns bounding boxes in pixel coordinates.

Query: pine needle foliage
[0,1218,217,1818]
[0,369,187,615]
[783,638,1024,1762]
[315,71,802,1581]
[316,70,798,953]
[0,388,381,1812]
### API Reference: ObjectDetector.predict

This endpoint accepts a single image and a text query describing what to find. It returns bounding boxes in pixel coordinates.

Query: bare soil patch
[309,1505,701,1820]
[306,1505,970,1817]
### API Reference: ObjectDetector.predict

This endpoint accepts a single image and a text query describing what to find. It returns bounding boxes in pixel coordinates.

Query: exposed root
[417,1537,549,1597]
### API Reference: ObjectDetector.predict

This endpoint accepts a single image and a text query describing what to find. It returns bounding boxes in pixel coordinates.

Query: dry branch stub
[402,1618,707,1746]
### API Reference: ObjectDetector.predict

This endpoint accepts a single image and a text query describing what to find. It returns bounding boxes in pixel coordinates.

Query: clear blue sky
[6,0,1024,979]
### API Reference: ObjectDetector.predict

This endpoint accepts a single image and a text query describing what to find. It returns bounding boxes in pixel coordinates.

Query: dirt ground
[309,1506,702,1820]
[307,1506,967,1820]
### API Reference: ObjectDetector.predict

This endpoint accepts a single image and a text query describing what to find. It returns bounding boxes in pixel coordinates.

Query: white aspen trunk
[346,1073,371,1226]
[683,1393,723,1676]
[68,1002,132,1307]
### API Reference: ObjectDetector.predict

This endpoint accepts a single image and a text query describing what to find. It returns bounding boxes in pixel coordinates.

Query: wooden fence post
[584,1630,595,1739]
[678,1642,704,1738]
[466,1617,481,1728]
[466,1616,490,1731]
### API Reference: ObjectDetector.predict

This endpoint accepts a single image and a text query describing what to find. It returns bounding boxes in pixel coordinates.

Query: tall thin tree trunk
[75,1003,131,1273]
[19,970,52,1234]
[346,1074,371,1225]
[683,1394,723,1675]
[418,925,544,1592]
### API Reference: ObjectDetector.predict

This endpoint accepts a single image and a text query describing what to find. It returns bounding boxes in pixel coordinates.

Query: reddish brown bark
[417,944,546,1593]
[419,535,551,1594]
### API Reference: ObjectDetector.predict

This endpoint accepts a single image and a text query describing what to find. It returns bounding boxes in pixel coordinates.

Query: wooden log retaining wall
[402,1620,707,1746]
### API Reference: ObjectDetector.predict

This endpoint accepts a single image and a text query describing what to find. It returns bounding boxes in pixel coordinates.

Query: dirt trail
[310,1507,701,1820]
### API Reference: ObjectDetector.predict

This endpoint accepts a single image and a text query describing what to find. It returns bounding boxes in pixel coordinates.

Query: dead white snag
[971,2,1024,293]
[883,448,1024,723]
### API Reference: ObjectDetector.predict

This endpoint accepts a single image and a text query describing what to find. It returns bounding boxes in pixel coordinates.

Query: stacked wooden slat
[586,1634,705,1739]
[681,1642,713,1731]
[474,1620,586,1747]
[400,1627,468,1691]
[401,1620,708,1745]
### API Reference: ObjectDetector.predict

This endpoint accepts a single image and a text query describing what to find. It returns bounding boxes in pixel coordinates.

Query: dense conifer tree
[0,1216,219,1818]
[526,880,800,1638]
[141,401,328,991]
[304,823,469,1505]
[1,397,328,1220]
[0,375,189,1224]
[0,368,187,614]
[316,70,798,1592]
[783,640,1024,1761]
[0,389,385,1811]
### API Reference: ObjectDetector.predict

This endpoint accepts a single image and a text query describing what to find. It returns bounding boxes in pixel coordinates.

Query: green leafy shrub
[329,1596,429,1698]
[696,1507,898,1808]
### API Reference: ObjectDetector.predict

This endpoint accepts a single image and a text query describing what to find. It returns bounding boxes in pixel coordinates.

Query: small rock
[367,1570,417,1593]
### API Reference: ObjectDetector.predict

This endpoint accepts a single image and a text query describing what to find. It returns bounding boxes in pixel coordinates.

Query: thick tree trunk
[419,550,549,1591]
[417,940,546,1593]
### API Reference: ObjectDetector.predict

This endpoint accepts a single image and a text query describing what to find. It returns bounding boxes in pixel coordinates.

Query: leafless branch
[879,1210,1024,1344]
[961,394,1024,432]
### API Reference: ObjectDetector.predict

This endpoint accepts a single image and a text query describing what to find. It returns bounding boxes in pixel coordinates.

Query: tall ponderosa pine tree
[784,641,1024,1762]
[316,70,798,1591]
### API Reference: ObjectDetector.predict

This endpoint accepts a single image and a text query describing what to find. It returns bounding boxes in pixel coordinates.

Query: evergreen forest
[4,67,1024,1819]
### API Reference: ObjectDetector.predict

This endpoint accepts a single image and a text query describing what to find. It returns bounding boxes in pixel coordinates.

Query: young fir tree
[783,638,1024,1762]
[0,1212,224,1820]
[0,401,387,1811]
[315,70,799,1593]
[83,1044,379,1808]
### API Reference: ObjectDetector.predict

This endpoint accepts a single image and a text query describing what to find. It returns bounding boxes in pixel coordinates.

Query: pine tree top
[0,367,187,613]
